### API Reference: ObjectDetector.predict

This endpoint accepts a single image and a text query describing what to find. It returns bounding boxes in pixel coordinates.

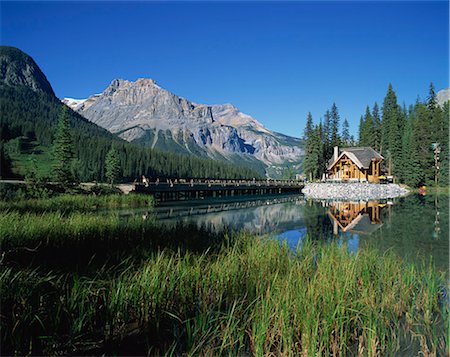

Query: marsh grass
[0,193,153,214]
[0,211,225,271]
[1,232,447,356]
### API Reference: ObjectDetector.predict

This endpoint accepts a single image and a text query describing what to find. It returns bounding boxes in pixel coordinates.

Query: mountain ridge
[63,78,303,177]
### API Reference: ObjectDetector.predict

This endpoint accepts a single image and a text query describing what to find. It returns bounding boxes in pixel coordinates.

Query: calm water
[127,193,449,272]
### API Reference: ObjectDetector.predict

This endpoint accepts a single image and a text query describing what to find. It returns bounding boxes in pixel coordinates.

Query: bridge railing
[136,178,302,188]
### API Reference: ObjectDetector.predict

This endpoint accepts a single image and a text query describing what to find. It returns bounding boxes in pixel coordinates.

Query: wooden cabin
[327,146,384,183]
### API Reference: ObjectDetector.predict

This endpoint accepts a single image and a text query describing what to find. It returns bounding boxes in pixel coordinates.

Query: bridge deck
[134,180,304,201]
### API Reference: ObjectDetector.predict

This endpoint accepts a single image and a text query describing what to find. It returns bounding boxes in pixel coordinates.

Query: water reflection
[327,201,385,235]
[125,193,448,271]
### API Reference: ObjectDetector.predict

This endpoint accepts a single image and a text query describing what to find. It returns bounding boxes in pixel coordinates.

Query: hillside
[0,46,263,181]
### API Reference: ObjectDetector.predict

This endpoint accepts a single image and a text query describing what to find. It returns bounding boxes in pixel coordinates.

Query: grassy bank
[1,234,448,355]
[0,195,447,355]
[0,193,153,214]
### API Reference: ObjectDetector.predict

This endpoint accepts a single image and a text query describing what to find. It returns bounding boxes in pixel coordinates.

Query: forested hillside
[0,46,262,181]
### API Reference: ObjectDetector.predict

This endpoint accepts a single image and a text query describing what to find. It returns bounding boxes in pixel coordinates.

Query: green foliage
[341,118,350,146]
[302,104,341,181]
[329,102,341,147]
[1,226,446,355]
[372,102,382,151]
[359,105,376,147]
[105,146,121,186]
[303,114,324,181]
[0,141,13,179]
[303,83,448,187]
[0,193,153,215]
[0,84,262,181]
[52,107,75,184]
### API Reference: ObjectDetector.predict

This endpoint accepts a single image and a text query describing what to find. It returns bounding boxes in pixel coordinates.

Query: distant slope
[63,78,303,178]
[0,46,263,181]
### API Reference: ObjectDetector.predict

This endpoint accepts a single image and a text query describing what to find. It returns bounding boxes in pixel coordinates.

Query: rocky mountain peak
[63,77,303,177]
[0,45,55,96]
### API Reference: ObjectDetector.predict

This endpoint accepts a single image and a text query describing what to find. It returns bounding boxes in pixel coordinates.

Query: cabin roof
[327,147,383,170]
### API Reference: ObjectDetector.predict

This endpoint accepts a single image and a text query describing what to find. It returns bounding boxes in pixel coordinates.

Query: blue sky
[1,1,448,138]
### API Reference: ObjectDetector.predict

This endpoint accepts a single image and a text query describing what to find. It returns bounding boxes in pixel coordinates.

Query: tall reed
[0,193,153,214]
[1,233,447,356]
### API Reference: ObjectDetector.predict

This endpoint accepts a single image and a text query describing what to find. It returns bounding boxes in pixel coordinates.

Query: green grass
[0,193,153,214]
[7,138,53,178]
[0,195,447,355]
[1,230,447,355]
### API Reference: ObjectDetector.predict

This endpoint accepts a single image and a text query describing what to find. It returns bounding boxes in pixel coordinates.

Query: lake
[137,192,448,273]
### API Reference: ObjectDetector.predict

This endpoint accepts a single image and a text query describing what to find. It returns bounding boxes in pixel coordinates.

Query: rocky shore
[302,182,409,200]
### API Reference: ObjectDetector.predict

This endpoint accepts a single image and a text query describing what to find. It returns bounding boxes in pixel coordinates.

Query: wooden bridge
[134,179,304,201]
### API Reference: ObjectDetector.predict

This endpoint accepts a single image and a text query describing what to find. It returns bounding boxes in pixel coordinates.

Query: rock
[436,88,450,107]
[302,183,409,200]
[63,78,303,177]
[0,46,55,96]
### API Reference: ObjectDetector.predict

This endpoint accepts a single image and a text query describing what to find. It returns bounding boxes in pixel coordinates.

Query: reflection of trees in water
[303,200,333,242]
[367,194,449,272]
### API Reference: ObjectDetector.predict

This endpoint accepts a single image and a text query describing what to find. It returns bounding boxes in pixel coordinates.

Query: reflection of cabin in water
[327,201,384,235]
[327,146,384,183]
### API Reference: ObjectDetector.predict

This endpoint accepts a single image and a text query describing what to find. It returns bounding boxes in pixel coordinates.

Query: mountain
[436,88,450,107]
[0,46,262,181]
[63,78,303,177]
[0,46,55,96]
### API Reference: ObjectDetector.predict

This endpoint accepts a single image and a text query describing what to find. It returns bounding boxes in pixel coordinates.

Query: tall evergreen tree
[427,82,437,110]
[381,84,403,177]
[358,116,364,145]
[410,102,434,186]
[105,146,121,186]
[361,106,376,147]
[322,109,332,159]
[52,106,74,184]
[372,102,381,151]
[341,118,350,146]
[401,109,420,186]
[303,114,317,181]
[303,112,313,140]
[330,103,341,147]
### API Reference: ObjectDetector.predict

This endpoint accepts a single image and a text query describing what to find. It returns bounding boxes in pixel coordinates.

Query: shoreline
[302,182,410,200]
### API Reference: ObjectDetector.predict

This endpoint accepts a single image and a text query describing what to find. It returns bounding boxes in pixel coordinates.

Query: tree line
[302,83,449,187]
[0,84,263,182]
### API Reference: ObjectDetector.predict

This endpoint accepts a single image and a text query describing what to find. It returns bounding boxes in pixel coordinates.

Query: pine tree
[362,106,375,147]
[410,103,434,186]
[381,83,398,155]
[372,102,381,151]
[304,112,313,140]
[358,116,364,145]
[105,146,121,186]
[382,84,403,177]
[52,106,74,185]
[341,118,350,146]
[427,82,437,111]
[303,113,316,181]
[322,109,332,159]
[401,109,418,186]
[310,125,324,180]
[330,103,340,147]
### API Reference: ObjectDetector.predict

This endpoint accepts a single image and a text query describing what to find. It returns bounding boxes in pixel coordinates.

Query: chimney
[333,146,339,161]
